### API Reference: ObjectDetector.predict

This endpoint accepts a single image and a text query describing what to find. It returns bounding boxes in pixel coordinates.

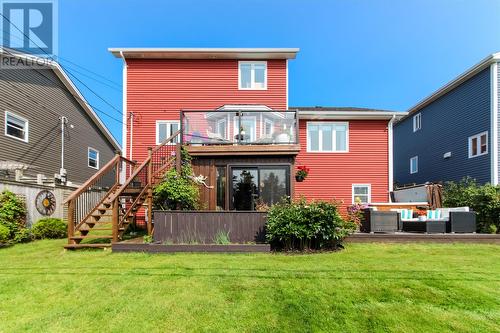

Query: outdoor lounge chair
[437,207,476,233]
[361,208,398,233]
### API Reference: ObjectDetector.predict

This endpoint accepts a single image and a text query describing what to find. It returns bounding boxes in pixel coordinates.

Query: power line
[0,12,123,119]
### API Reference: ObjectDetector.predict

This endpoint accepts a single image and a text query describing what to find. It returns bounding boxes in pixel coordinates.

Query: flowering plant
[296,165,310,179]
[347,197,368,226]
[417,209,427,217]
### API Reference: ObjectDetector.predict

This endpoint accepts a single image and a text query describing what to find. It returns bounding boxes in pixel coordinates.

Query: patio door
[230,165,290,210]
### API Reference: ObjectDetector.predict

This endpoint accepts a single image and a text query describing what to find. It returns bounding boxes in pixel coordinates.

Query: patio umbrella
[426,184,443,209]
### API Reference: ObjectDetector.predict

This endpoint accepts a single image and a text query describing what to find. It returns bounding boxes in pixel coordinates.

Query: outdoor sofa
[391,207,476,233]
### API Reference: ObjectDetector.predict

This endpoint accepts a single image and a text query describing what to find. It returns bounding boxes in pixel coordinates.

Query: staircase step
[64,243,111,250]
[70,235,114,240]
[88,227,125,231]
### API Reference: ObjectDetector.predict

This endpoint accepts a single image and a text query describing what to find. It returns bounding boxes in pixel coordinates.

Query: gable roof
[108,47,299,60]
[0,48,121,151]
[292,106,407,120]
[406,52,500,117]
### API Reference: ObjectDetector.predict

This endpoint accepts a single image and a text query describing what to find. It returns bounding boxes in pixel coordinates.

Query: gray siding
[394,67,491,185]
[0,63,117,185]
[497,62,500,180]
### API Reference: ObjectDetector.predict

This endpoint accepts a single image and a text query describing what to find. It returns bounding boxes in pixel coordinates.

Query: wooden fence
[153,211,267,244]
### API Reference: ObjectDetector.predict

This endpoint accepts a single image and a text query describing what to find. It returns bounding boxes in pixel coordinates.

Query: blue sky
[56,0,500,144]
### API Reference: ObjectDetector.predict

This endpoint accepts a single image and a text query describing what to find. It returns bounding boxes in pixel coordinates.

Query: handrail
[63,154,121,204]
[120,155,136,166]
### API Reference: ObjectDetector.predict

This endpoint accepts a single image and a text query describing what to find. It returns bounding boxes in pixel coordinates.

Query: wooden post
[147,147,153,235]
[112,198,119,243]
[67,199,75,244]
[176,143,182,173]
[115,151,121,185]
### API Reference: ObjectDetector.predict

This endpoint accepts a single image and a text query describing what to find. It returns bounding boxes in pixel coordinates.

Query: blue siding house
[394,53,500,185]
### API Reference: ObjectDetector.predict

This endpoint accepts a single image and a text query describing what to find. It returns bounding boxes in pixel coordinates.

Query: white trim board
[491,62,499,185]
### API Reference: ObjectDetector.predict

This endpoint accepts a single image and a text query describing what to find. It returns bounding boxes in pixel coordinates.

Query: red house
[109,48,406,212]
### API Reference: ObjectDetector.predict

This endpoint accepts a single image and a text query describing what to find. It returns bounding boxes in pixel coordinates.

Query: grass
[0,240,499,332]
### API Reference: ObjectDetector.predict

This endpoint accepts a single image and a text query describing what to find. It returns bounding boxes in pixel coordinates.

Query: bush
[266,198,356,251]
[0,224,10,244]
[32,218,67,239]
[153,147,199,210]
[443,177,500,233]
[14,228,33,243]
[0,190,26,238]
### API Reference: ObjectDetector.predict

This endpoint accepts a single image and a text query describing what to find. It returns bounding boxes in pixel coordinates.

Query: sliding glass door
[230,165,290,210]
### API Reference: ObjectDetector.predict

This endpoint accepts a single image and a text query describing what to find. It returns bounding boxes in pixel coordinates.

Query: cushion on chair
[400,209,413,220]
[426,210,441,220]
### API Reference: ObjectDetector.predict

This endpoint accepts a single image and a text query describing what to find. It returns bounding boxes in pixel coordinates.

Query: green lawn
[0,240,499,333]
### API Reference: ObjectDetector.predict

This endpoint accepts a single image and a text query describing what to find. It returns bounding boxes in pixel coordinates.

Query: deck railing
[180,110,298,145]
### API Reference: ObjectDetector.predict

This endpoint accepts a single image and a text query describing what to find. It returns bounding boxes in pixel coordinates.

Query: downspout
[129,112,134,161]
[388,114,396,202]
[120,51,127,183]
[60,116,68,184]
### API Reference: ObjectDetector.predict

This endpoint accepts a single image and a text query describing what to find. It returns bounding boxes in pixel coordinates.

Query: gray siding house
[394,52,500,186]
[0,49,120,186]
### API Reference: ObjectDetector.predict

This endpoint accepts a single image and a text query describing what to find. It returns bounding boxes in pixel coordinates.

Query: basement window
[352,184,371,204]
[5,111,28,142]
[239,61,267,90]
[88,148,99,169]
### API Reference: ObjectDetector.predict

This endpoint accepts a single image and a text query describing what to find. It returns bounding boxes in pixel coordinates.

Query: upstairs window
[5,111,28,142]
[239,61,267,90]
[413,113,422,132]
[88,148,99,169]
[410,156,418,174]
[468,132,488,158]
[307,122,348,152]
[352,184,371,204]
[156,121,180,144]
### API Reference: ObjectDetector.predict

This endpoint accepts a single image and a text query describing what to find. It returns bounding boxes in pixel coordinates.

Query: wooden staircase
[64,131,181,249]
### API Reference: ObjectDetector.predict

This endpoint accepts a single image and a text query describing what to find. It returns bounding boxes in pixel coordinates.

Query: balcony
[181,109,300,156]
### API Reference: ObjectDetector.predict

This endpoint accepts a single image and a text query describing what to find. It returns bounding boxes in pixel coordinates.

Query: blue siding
[394,67,492,185]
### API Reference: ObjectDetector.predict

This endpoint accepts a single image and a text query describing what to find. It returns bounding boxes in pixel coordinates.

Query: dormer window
[239,61,267,90]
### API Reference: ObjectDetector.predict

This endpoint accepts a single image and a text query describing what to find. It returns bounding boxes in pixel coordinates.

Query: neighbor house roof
[292,106,407,120]
[0,48,121,151]
[406,52,500,118]
[108,48,299,60]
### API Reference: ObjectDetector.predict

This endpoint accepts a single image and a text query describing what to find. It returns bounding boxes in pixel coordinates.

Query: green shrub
[13,228,33,243]
[0,224,10,244]
[0,190,26,238]
[443,177,500,233]
[153,147,199,210]
[32,218,67,239]
[213,230,230,245]
[266,198,356,251]
[143,235,153,244]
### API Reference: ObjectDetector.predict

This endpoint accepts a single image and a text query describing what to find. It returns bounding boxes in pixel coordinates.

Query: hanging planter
[295,165,310,182]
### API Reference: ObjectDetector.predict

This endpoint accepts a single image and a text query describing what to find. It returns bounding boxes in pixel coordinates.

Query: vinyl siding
[394,67,491,185]
[295,119,390,212]
[126,59,287,163]
[497,61,500,181]
[0,65,116,184]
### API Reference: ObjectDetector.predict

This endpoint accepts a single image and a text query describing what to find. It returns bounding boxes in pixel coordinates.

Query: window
[156,121,180,144]
[216,118,227,139]
[263,118,273,137]
[4,111,28,142]
[468,132,488,158]
[352,184,371,204]
[410,156,418,174]
[238,61,267,90]
[307,122,348,152]
[88,148,99,169]
[413,113,422,132]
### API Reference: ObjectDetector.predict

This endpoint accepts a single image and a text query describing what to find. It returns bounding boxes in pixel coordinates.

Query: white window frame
[216,118,228,139]
[156,120,180,145]
[263,118,274,137]
[410,156,418,174]
[352,184,371,204]
[238,61,267,90]
[413,113,422,132]
[4,111,28,143]
[88,147,99,169]
[468,131,488,158]
[233,116,257,142]
[306,121,349,153]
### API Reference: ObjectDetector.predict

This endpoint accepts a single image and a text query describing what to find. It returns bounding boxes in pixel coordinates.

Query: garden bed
[112,242,270,253]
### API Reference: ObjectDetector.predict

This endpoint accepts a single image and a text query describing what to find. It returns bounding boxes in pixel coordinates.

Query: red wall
[294,119,390,210]
[126,59,287,162]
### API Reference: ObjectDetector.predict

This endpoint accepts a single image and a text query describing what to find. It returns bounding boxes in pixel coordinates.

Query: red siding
[295,119,390,212]
[126,59,287,162]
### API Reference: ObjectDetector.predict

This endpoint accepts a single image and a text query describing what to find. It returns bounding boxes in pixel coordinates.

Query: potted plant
[417,210,427,221]
[295,165,310,182]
